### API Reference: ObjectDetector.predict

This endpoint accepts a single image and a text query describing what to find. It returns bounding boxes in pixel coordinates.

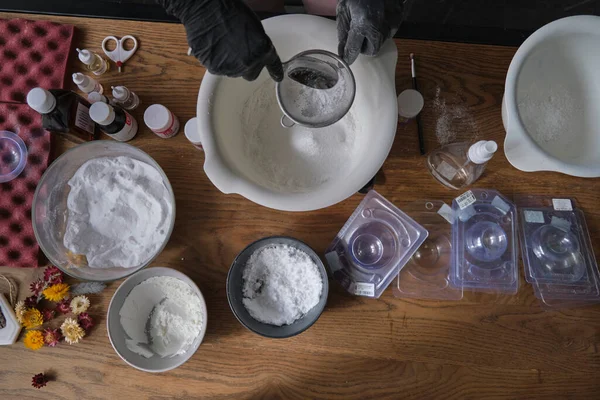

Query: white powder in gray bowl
[242,244,323,326]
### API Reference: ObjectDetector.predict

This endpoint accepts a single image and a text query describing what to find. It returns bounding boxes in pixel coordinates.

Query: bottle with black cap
[27,88,99,143]
[89,102,138,142]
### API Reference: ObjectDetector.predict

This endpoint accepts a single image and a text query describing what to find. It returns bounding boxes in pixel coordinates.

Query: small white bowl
[107,267,207,373]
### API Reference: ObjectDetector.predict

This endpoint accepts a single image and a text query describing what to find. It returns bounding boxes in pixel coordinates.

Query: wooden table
[1,12,599,400]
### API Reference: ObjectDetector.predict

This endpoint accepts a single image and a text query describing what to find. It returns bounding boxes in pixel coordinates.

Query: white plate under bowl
[107,267,207,373]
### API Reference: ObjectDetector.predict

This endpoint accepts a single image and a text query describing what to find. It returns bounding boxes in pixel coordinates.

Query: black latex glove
[158,0,283,81]
[337,0,404,65]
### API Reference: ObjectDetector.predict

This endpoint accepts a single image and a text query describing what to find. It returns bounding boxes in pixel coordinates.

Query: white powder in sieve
[242,244,323,326]
[240,79,359,192]
[63,156,173,269]
[119,276,204,358]
[517,83,582,144]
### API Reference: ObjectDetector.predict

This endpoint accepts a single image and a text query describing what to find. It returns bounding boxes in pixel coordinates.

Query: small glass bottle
[426,140,498,190]
[111,85,140,110]
[76,48,109,76]
[88,91,109,104]
[89,102,137,142]
[27,88,99,143]
[143,104,180,138]
[72,73,103,94]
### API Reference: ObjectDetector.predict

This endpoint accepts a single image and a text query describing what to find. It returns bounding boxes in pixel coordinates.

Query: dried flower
[31,373,48,389]
[24,330,45,350]
[42,283,70,302]
[29,279,45,296]
[43,266,64,285]
[70,295,90,315]
[77,313,94,332]
[42,308,55,322]
[60,317,85,344]
[56,298,71,314]
[24,295,38,308]
[22,308,44,329]
[14,300,26,324]
[43,328,61,347]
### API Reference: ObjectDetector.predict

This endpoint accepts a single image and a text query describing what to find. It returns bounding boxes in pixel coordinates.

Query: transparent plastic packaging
[325,191,428,298]
[393,201,462,300]
[516,196,600,307]
[451,189,519,294]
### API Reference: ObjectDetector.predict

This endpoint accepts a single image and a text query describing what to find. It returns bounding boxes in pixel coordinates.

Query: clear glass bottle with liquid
[111,86,140,110]
[426,140,498,190]
[76,48,109,76]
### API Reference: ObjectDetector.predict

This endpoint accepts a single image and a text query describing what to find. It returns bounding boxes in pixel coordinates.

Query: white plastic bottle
[143,104,180,138]
[426,140,498,189]
[88,91,108,104]
[72,73,103,94]
[76,48,109,76]
[111,86,140,110]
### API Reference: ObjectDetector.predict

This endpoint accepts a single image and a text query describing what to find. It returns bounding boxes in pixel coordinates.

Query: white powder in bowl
[119,276,204,358]
[63,156,173,269]
[240,79,359,193]
[242,244,323,326]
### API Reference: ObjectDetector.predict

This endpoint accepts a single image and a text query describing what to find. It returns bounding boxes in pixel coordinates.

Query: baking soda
[242,244,323,326]
[241,79,359,192]
[63,156,173,269]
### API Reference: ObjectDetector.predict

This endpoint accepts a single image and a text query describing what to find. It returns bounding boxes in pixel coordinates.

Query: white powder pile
[240,79,359,192]
[433,87,480,145]
[242,244,323,326]
[63,156,173,269]
[119,276,204,358]
[517,83,582,143]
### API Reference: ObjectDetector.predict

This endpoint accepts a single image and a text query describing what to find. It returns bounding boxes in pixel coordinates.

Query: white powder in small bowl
[242,244,323,326]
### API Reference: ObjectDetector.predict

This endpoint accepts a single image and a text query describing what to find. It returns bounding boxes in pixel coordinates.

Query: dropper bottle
[76,48,109,76]
[72,73,103,94]
[89,102,138,142]
[426,140,498,189]
[111,85,140,110]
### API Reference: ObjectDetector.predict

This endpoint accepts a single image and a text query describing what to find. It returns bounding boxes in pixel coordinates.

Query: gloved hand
[158,0,283,81]
[337,0,404,65]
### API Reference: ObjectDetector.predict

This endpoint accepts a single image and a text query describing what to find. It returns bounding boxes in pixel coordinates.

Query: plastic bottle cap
[88,92,106,104]
[26,88,56,114]
[89,102,116,126]
[76,48,93,65]
[397,89,424,119]
[468,140,498,164]
[144,104,172,131]
[184,117,201,144]
[72,73,88,85]
[112,86,128,101]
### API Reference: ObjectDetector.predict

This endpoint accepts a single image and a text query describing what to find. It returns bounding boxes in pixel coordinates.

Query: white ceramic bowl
[197,14,398,211]
[503,15,600,177]
[107,267,207,373]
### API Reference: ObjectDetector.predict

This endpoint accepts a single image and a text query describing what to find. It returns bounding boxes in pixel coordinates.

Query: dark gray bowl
[227,236,329,338]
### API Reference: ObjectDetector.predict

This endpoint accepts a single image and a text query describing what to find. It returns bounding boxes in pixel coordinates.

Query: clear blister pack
[325,191,428,298]
[516,196,600,307]
[450,189,519,294]
[393,201,462,300]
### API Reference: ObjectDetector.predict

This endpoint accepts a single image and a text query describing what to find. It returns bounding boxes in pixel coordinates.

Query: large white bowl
[197,14,398,211]
[503,15,600,177]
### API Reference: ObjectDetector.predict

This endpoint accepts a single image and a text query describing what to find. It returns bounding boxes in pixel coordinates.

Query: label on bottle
[110,113,138,142]
[153,113,180,138]
[75,102,95,134]
[552,199,573,211]
[351,282,375,297]
[437,160,457,181]
[455,190,476,210]
[524,210,545,224]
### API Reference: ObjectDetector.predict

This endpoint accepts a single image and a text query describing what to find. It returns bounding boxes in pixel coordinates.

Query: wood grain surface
[1,12,599,400]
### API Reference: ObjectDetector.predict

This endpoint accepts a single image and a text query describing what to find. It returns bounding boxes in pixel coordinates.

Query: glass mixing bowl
[32,141,176,281]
